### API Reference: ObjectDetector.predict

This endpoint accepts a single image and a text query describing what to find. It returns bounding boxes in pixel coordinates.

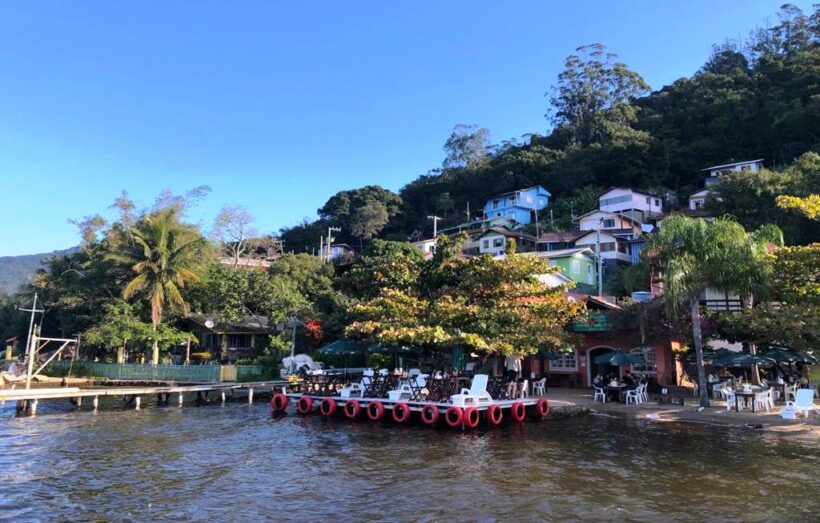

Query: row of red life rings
[271,393,550,426]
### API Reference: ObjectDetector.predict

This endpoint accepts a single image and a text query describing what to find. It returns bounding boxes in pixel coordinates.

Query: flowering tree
[346,234,582,357]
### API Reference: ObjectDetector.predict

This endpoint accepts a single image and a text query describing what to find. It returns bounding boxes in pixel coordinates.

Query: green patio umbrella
[713,353,775,367]
[593,351,643,366]
[760,348,817,364]
[317,339,369,356]
[366,343,417,354]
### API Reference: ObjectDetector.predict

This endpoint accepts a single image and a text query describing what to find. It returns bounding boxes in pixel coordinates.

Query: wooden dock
[0,380,288,416]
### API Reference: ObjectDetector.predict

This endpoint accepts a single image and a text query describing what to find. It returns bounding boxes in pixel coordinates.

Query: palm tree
[114,208,205,364]
[646,215,780,408]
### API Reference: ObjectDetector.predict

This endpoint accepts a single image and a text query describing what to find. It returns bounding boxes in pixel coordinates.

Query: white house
[688,189,709,211]
[574,230,632,265]
[578,210,643,239]
[702,159,764,179]
[598,188,663,220]
[410,237,437,258]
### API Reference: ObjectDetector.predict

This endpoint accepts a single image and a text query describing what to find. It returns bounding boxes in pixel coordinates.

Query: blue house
[483,186,551,224]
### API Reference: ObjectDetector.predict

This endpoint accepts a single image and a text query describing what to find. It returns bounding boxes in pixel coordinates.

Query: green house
[528,247,598,292]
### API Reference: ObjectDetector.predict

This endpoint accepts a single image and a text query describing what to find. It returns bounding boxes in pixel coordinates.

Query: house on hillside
[598,187,663,222]
[483,186,551,224]
[184,313,270,362]
[702,159,764,184]
[574,230,632,267]
[410,237,437,258]
[475,226,537,255]
[535,231,587,252]
[578,210,645,239]
[526,248,597,292]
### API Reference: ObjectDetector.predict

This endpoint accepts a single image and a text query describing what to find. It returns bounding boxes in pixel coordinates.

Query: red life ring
[271,392,289,411]
[296,395,313,415]
[464,406,480,428]
[445,406,464,427]
[367,401,385,421]
[420,404,440,425]
[536,398,550,418]
[487,403,503,426]
[344,399,361,419]
[319,397,337,417]
[392,402,411,423]
[511,402,526,422]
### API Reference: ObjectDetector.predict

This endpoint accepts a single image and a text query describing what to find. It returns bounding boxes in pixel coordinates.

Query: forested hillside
[281,4,820,249]
[0,247,78,294]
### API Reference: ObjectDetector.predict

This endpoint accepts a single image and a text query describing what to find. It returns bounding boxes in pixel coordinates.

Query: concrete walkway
[545,387,820,442]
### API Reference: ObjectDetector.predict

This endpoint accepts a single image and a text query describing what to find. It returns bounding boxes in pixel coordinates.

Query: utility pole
[465,202,470,221]
[319,235,324,261]
[596,219,603,297]
[427,215,441,238]
[534,207,540,238]
[326,226,341,261]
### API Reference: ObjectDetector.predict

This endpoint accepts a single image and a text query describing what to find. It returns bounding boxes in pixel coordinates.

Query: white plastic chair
[639,383,649,403]
[340,369,373,398]
[754,390,771,413]
[625,387,641,405]
[724,389,738,411]
[784,384,798,402]
[532,378,547,396]
[519,379,529,399]
[785,389,817,418]
[387,383,413,401]
[451,374,494,406]
[593,386,606,403]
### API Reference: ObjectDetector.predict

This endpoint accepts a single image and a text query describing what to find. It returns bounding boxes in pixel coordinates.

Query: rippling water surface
[1,400,818,522]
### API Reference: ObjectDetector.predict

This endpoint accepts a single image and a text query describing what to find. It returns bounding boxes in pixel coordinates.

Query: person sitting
[622,372,635,387]
[592,374,604,388]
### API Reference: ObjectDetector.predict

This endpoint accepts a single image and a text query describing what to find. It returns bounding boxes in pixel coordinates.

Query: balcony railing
[700,299,743,312]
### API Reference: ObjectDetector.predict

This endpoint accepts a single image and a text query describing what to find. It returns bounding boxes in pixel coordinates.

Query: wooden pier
[0,380,288,416]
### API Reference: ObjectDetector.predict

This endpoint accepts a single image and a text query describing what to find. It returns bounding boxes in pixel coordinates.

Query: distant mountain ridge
[0,247,78,294]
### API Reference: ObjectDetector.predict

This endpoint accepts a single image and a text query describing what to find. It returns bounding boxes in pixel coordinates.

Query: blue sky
[0,1,810,255]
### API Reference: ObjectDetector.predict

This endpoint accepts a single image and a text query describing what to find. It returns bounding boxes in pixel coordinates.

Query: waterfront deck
[1,380,288,415]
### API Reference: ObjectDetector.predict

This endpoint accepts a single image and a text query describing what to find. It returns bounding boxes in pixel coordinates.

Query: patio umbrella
[713,353,775,367]
[593,351,643,366]
[760,348,817,365]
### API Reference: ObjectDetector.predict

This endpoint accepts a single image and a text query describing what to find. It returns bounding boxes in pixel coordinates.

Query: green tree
[646,215,780,407]
[114,208,207,364]
[548,43,650,147]
[349,202,390,249]
[442,124,491,169]
[346,234,581,357]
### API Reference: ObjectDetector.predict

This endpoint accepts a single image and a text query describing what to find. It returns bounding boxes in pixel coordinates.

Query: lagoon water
[1,400,818,522]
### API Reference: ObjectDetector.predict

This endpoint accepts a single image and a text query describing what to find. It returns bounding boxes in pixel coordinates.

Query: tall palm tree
[114,208,205,364]
[646,215,780,408]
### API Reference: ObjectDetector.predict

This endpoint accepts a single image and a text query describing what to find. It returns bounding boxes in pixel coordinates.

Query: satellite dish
[204,320,215,329]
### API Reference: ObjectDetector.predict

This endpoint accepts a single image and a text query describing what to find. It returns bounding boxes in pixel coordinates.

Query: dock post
[248,388,254,404]
[76,397,82,408]
[31,399,38,416]
[135,396,141,410]
[92,396,99,412]
[178,392,183,407]
[221,390,226,404]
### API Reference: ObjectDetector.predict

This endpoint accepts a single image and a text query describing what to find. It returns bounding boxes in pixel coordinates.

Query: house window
[645,197,651,204]
[526,195,533,203]
[482,240,490,249]
[630,347,657,374]
[602,219,616,228]
[551,352,577,371]
[740,165,751,171]
[493,199,500,209]
[228,334,249,348]
[587,264,593,284]
[493,237,504,248]
[571,260,580,274]
[654,199,659,206]
[599,242,615,252]
[496,212,501,218]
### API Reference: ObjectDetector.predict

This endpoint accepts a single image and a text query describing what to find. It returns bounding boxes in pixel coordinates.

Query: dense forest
[281,4,820,250]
